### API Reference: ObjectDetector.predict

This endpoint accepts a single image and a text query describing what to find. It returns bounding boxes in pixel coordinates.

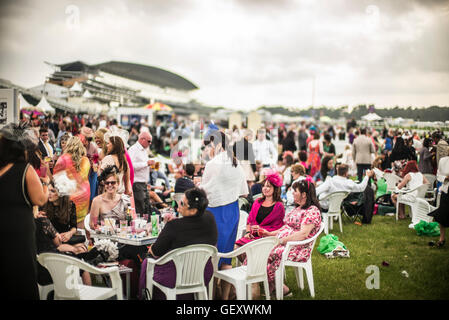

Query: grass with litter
[281,214,449,300]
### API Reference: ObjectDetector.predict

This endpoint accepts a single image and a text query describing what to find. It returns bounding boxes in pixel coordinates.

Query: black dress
[428,190,449,227]
[0,162,39,299]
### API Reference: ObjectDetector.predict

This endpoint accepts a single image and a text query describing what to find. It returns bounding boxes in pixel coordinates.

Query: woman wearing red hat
[235,169,285,249]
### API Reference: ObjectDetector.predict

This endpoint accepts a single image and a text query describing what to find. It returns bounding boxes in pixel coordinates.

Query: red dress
[307,140,321,177]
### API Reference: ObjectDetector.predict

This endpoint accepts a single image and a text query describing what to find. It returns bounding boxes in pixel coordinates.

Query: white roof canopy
[37,96,56,114]
[362,113,382,121]
[70,81,83,92]
[18,93,33,109]
[82,89,93,99]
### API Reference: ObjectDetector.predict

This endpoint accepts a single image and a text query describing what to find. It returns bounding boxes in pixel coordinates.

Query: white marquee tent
[18,93,33,109]
[70,81,83,92]
[362,113,382,121]
[36,96,56,114]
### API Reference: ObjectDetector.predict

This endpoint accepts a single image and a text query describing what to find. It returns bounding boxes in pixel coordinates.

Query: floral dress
[54,154,91,224]
[267,205,322,283]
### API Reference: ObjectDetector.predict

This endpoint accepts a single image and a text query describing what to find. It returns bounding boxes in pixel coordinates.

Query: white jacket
[253,139,277,166]
[316,175,369,209]
[200,151,249,207]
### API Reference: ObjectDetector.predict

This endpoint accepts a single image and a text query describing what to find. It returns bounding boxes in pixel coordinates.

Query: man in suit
[432,131,449,168]
[352,127,375,182]
[152,119,166,154]
[38,127,55,159]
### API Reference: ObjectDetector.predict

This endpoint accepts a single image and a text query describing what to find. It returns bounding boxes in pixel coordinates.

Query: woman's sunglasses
[104,181,117,186]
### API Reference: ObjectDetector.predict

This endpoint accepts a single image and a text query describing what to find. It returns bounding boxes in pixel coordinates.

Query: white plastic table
[91,233,158,246]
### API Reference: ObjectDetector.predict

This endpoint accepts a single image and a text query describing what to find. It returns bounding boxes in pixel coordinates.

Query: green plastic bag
[374,177,388,198]
[317,234,347,254]
[414,220,440,237]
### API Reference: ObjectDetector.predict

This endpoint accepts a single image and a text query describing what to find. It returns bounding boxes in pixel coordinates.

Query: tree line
[258,105,449,122]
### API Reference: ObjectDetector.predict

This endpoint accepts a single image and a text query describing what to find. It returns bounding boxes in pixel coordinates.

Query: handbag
[66,234,86,245]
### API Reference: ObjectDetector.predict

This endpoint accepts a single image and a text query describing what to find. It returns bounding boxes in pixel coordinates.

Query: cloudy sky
[0,0,448,110]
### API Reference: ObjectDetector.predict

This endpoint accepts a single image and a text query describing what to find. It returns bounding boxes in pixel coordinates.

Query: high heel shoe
[436,240,446,247]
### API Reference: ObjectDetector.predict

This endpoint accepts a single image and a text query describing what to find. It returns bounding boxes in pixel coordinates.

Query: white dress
[401,172,423,202]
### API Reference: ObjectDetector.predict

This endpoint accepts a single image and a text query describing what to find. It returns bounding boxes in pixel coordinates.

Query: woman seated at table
[90,165,130,229]
[90,165,149,298]
[146,187,218,300]
[39,180,85,245]
[90,166,148,261]
[35,211,92,288]
[391,160,429,219]
[235,169,285,250]
[258,179,322,297]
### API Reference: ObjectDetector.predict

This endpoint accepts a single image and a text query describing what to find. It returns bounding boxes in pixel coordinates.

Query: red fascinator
[264,169,283,187]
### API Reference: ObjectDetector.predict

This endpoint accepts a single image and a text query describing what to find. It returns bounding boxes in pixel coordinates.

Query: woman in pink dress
[235,170,285,249]
[307,132,324,178]
[259,179,322,296]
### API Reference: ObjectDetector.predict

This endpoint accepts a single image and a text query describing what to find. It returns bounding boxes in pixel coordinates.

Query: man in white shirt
[128,132,154,215]
[316,164,374,210]
[252,129,277,168]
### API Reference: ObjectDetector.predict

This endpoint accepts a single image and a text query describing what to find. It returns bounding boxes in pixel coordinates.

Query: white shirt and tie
[41,139,54,158]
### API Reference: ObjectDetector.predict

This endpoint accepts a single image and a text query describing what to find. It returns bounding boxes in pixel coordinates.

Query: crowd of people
[1,111,448,300]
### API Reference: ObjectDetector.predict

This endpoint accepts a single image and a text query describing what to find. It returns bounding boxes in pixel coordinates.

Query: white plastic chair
[423,174,437,202]
[275,222,325,300]
[252,193,263,200]
[146,244,217,300]
[237,210,249,241]
[373,168,384,181]
[84,213,94,234]
[319,191,349,234]
[383,172,402,193]
[395,183,429,221]
[72,214,92,248]
[38,283,54,300]
[172,193,184,207]
[409,198,436,228]
[37,252,123,300]
[235,210,249,267]
[213,236,279,300]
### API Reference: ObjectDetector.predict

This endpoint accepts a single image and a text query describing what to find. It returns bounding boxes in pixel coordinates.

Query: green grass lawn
[281,214,449,300]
